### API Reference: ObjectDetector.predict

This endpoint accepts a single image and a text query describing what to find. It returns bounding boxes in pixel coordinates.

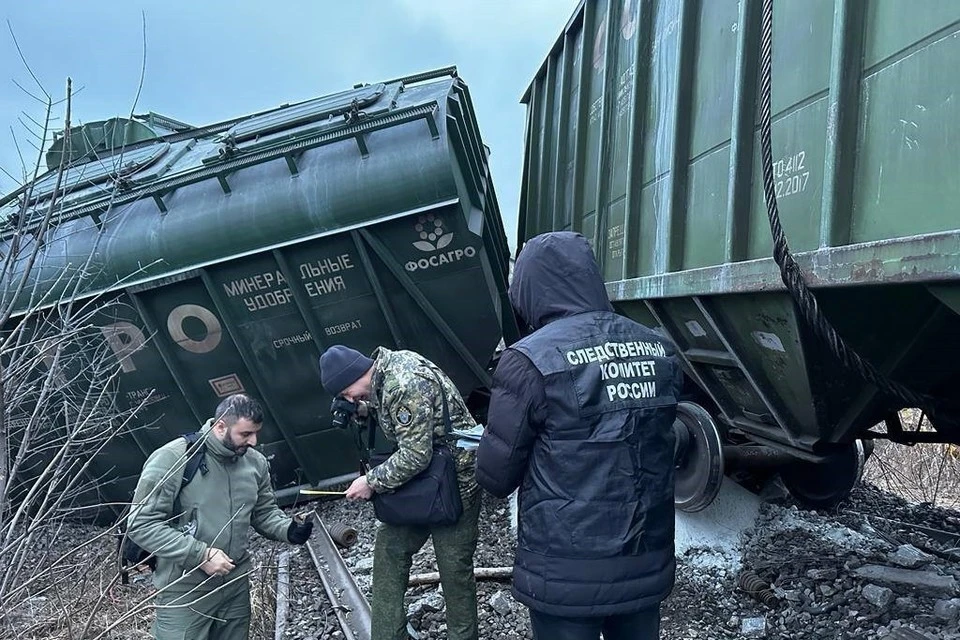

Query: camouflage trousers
[371,488,481,640]
[152,574,250,640]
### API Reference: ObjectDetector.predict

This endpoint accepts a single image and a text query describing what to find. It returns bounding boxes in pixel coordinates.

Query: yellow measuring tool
[299,489,347,496]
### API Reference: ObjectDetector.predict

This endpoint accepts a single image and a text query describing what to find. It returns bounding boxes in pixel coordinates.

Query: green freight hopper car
[519,0,960,510]
[0,67,516,513]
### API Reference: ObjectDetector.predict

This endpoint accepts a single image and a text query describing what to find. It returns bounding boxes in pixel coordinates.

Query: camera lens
[330,397,358,429]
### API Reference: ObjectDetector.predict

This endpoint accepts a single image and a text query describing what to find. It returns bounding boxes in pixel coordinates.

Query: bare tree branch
[16,117,45,144]
[0,164,23,189]
[0,77,71,328]
[10,127,28,182]
[10,79,49,107]
[0,15,230,639]
[6,21,50,101]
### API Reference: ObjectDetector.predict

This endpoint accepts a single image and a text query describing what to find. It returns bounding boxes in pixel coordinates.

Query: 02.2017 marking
[773,150,810,199]
[776,172,810,198]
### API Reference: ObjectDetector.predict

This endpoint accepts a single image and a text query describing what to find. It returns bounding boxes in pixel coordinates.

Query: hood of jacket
[509,231,613,331]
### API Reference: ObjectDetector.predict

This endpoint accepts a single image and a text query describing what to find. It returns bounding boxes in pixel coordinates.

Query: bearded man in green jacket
[127,393,314,640]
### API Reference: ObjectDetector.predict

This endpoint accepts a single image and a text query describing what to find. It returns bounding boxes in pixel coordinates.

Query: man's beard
[224,429,249,456]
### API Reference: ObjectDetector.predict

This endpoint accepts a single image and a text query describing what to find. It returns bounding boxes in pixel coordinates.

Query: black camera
[330,396,358,429]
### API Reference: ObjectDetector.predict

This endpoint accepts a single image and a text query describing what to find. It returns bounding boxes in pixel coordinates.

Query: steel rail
[304,510,372,640]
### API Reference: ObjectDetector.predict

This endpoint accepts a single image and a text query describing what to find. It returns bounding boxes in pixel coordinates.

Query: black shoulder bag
[367,374,463,527]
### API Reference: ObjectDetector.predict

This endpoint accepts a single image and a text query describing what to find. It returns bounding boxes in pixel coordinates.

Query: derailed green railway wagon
[519,0,960,510]
[0,67,516,513]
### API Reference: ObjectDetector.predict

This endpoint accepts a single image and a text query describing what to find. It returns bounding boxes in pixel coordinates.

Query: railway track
[299,510,372,640]
[288,510,425,640]
[842,509,960,562]
[271,508,372,640]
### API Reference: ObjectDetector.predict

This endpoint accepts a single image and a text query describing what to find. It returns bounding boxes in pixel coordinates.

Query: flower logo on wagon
[413,213,454,252]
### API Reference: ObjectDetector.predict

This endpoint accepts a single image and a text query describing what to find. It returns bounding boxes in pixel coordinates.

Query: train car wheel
[674,402,724,513]
[779,440,869,511]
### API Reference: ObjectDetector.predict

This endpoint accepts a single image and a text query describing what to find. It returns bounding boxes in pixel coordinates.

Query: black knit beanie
[318,345,374,396]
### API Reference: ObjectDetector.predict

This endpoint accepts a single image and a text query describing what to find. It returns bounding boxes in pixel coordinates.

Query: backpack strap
[180,431,208,487]
[171,432,208,516]
[430,369,454,440]
[118,431,208,581]
[366,413,377,454]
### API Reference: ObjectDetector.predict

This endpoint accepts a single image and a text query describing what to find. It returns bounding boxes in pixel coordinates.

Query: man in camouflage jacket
[319,344,480,640]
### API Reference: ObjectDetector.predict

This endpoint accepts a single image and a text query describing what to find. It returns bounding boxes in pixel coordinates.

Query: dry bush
[0,292,157,639]
[0,22,165,638]
[250,545,281,640]
[862,409,960,509]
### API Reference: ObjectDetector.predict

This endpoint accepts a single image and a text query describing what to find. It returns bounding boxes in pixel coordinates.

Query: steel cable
[757,0,942,427]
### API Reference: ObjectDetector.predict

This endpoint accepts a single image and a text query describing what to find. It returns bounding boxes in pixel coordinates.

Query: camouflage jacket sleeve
[250,453,294,542]
[366,375,436,493]
[127,444,208,569]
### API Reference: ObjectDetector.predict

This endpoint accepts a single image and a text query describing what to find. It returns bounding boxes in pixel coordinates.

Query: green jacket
[127,419,292,591]
[365,347,479,501]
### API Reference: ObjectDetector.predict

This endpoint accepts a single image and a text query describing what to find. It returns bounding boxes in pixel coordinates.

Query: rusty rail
[304,511,371,640]
[274,551,291,640]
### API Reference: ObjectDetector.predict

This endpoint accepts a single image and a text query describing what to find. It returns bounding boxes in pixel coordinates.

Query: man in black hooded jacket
[476,231,682,640]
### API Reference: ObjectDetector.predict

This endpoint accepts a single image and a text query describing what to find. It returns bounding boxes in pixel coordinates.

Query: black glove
[287,518,313,545]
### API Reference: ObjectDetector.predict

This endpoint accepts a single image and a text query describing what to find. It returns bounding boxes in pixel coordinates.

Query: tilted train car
[519,0,960,510]
[0,67,516,516]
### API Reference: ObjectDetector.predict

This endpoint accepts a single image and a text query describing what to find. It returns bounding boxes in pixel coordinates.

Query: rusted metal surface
[737,570,778,607]
[607,230,960,302]
[722,445,798,469]
[305,511,371,640]
[328,522,359,548]
[618,237,960,466]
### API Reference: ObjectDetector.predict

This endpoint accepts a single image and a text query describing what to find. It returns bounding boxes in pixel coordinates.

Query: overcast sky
[0,0,578,251]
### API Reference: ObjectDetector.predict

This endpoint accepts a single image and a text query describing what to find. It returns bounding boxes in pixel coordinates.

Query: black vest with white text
[510,309,681,616]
